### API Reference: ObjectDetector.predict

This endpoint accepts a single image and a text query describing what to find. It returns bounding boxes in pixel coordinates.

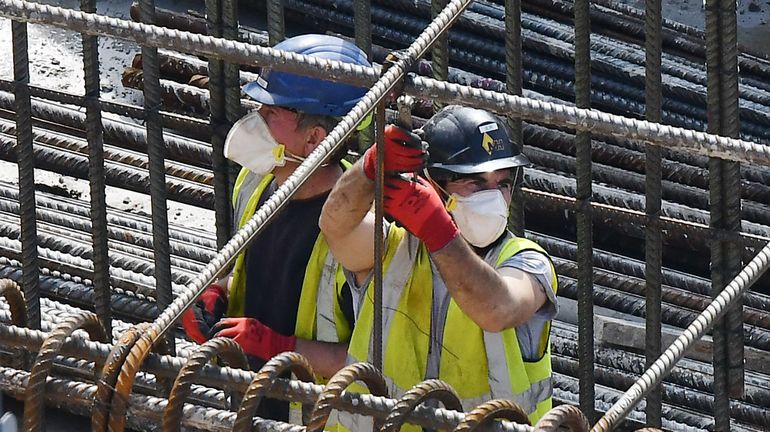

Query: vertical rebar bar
[11,19,40,330]
[573,0,594,422]
[354,0,372,56]
[81,0,112,337]
[222,0,241,125]
[266,0,285,46]
[354,0,373,152]
[372,103,386,371]
[139,0,174,353]
[206,0,231,250]
[431,0,448,112]
[705,0,731,427]
[643,0,663,425]
[505,0,524,236]
[222,0,240,242]
[718,0,744,401]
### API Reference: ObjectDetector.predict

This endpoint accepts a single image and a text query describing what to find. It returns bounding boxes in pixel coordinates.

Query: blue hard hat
[243,34,371,117]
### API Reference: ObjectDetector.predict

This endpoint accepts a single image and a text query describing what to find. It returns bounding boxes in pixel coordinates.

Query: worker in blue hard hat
[320,105,558,429]
[181,34,372,423]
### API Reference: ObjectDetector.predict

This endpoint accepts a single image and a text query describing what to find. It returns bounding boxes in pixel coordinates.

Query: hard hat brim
[430,154,530,174]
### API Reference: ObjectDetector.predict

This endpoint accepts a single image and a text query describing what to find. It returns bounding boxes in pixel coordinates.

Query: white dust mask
[224,110,288,176]
[446,189,509,248]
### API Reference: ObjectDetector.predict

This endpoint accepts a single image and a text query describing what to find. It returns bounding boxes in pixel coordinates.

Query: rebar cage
[0,0,769,430]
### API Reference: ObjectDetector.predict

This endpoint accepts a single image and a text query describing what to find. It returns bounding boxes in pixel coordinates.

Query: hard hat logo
[481,133,494,154]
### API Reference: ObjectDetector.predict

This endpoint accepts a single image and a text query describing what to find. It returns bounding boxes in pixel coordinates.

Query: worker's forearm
[319,161,374,237]
[431,237,515,332]
[294,339,348,378]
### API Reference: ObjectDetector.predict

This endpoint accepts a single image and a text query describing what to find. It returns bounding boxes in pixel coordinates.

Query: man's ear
[303,126,328,155]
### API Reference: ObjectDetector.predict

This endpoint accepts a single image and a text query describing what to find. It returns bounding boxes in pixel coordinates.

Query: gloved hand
[181,283,228,344]
[383,176,459,252]
[211,317,296,361]
[362,125,427,180]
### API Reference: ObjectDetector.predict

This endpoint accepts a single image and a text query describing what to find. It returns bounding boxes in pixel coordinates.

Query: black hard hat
[423,105,529,174]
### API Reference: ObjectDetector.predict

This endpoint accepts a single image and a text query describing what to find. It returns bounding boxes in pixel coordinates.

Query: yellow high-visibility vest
[229,167,351,427]
[342,225,556,430]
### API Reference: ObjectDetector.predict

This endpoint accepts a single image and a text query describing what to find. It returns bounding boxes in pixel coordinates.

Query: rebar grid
[0,0,769,166]
[591,241,770,431]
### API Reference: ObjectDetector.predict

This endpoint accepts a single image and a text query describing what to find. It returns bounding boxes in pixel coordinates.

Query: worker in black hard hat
[320,105,558,429]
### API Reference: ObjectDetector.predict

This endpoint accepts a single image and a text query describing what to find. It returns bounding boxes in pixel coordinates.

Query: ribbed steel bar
[0,366,298,432]
[138,0,174,354]
[716,0,745,401]
[431,0,448,112]
[354,0,372,56]
[0,183,217,257]
[591,242,770,431]
[0,78,211,141]
[80,0,111,337]
[11,16,40,330]
[127,1,269,46]
[552,325,770,413]
[505,0,524,235]
[0,133,214,209]
[0,119,213,186]
[222,0,241,200]
[267,0,285,45]
[0,322,532,431]
[372,102,385,371]
[22,312,107,432]
[705,0,735,426]
[0,90,212,168]
[353,0,374,152]
[551,255,770,334]
[297,0,770,141]
[552,354,770,429]
[573,0,594,421]
[0,212,197,289]
[206,0,231,250]
[2,0,770,165]
[643,0,663,423]
[527,229,770,311]
[0,260,159,322]
[0,203,212,270]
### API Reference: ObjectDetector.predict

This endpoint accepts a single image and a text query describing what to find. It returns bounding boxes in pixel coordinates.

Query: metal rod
[80,0,112,337]
[644,0,663,423]
[591,241,770,431]
[2,0,770,166]
[11,16,40,330]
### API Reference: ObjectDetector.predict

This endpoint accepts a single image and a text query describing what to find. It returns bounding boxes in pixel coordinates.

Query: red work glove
[362,124,427,180]
[383,176,459,253]
[211,317,297,361]
[181,283,228,344]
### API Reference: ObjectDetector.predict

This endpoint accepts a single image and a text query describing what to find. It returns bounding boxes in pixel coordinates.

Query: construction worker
[181,34,372,423]
[319,105,558,427]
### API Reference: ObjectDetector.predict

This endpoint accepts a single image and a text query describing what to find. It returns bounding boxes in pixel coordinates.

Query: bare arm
[431,237,547,332]
[319,161,377,275]
[294,340,348,378]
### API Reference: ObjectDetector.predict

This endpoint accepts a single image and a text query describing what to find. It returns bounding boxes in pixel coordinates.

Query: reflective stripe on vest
[344,226,556,429]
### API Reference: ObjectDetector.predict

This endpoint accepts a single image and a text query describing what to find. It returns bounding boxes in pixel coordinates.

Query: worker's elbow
[318,204,339,238]
[476,312,517,333]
